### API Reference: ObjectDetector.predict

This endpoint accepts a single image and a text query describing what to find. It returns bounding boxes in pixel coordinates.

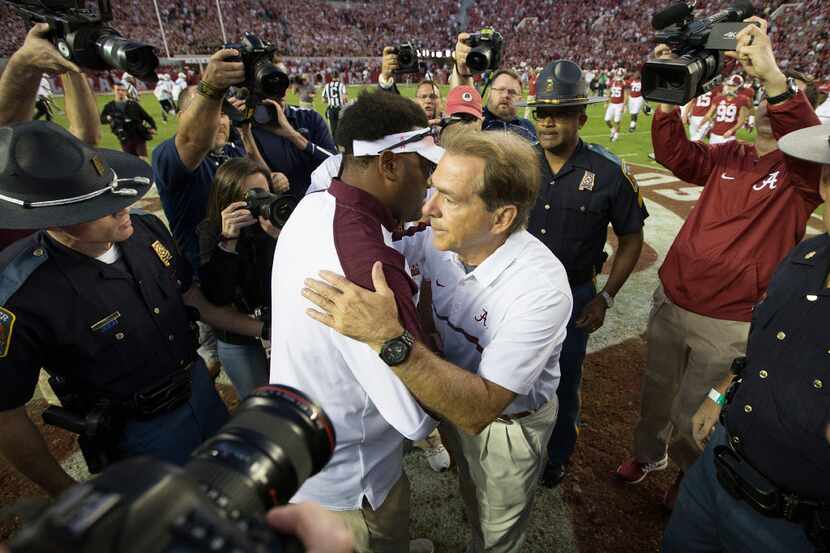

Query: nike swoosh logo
[436,281,446,287]
[721,173,736,180]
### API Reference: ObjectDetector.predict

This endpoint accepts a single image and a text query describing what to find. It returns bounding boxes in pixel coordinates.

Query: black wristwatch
[379,331,415,366]
[765,77,797,105]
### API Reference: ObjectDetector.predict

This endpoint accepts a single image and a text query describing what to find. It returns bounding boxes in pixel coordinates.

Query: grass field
[45,83,758,163]
[46,84,823,216]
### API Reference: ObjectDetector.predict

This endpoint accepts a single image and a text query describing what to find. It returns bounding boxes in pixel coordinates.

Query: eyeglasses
[490,87,521,98]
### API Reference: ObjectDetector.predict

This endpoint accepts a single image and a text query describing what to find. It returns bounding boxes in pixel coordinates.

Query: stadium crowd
[1,0,828,81]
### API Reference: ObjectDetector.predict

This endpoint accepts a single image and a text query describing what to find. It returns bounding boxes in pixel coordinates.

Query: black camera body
[642,1,754,105]
[393,43,453,75]
[465,27,504,73]
[4,0,159,80]
[245,188,299,229]
[10,385,336,553]
[225,33,289,101]
[394,41,420,74]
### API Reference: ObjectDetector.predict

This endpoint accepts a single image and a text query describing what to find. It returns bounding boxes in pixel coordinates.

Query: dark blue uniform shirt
[252,105,336,197]
[152,138,245,272]
[0,213,197,410]
[725,232,830,499]
[527,140,648,285]
[482,106,538,143]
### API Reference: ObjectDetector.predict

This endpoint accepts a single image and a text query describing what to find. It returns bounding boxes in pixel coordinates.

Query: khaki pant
[335,473,410,553]
[634,285,749,471]
[441,397,558,553]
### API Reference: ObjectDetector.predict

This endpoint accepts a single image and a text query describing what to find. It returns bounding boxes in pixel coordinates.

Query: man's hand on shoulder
[303,261,405,351]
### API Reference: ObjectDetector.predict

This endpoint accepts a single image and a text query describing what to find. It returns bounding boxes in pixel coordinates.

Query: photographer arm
[61,73,101,145]
[0,406,76,497]
[0,23,80,126]
[449,33,474,89]
[175,50,245,171]
[183,285,264,338]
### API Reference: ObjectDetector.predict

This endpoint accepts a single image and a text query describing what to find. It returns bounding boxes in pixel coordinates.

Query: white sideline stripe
[582,130,650,139]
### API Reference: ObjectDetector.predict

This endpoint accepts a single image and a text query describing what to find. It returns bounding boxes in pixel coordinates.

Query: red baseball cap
[445,86,483,119]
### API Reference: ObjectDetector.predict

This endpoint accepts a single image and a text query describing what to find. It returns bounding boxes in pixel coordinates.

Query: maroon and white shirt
[270,179,435,511]
[709,93,751,136]
[627,79,642,98]
[608,79,627,104]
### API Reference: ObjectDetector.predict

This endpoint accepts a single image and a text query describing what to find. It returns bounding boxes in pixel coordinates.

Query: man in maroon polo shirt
[616,18,823,508]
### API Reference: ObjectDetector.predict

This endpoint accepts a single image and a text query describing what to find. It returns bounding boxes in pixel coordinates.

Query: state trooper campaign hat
[0,121,152,229]
[519,60,606,108]
[778,124,830,165]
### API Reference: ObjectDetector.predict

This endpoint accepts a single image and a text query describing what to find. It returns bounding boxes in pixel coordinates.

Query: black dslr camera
[245,188,299,229]
[4,0,159,80]
[9,386,336,553]
[642,0,755,105]
[393,43,453,75]
[224,32,289,125]
[465,27,504,73]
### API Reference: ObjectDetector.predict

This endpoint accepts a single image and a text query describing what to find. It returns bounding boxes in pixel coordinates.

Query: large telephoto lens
[256,58,289,99]
[185,386,336,518]
[264,194,299,229]
[96,31,159,80]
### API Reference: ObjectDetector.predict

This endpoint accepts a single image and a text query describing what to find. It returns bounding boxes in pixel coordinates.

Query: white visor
[353,128,445,164]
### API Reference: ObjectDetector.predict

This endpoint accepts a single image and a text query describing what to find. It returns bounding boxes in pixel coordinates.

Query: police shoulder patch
[587,142,623,166]
[621,160,643,206]
[0,306,16,358]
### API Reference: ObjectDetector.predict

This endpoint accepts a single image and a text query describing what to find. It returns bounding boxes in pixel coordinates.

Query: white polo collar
[456,231,532,288]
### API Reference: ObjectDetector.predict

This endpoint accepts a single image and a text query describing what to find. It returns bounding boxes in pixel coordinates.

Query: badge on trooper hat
[545,78,555,94]
[0,307,16,358]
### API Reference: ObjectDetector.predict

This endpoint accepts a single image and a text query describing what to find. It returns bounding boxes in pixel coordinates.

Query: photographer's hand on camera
[0,23,84,127]
[726,17,787,97]
[380,46,399,88]
[176,49,245,171]
[220,201,257,252]
[450,32,474,87]
[271,171,290,193]
[260,98,309,151]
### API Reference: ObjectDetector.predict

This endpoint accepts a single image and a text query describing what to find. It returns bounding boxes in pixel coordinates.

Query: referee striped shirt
[323,80,346,108]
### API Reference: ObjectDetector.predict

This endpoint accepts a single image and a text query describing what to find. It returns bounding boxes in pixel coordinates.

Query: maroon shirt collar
[328,179,397,232]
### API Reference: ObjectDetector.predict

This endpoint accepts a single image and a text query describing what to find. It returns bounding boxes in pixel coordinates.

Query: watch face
[381,339,408,365]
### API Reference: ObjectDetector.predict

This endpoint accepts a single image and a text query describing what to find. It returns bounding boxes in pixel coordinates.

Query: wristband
[218,233,238,242]
[197,79,226,101]
[707,388,726,407]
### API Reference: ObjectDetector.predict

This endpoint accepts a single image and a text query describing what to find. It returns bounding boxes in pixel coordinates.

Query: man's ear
[578,112,588,129]
[378,151,399,181]
[491,205,518,236]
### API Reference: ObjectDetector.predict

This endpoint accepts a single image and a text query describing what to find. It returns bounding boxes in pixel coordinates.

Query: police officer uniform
[0,122,228,472]
[663,124,830,552]
[520,60,648,486]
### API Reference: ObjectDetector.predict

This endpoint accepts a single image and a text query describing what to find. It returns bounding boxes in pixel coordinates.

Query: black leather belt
[714,432,830,549]
[123,363,194,419]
